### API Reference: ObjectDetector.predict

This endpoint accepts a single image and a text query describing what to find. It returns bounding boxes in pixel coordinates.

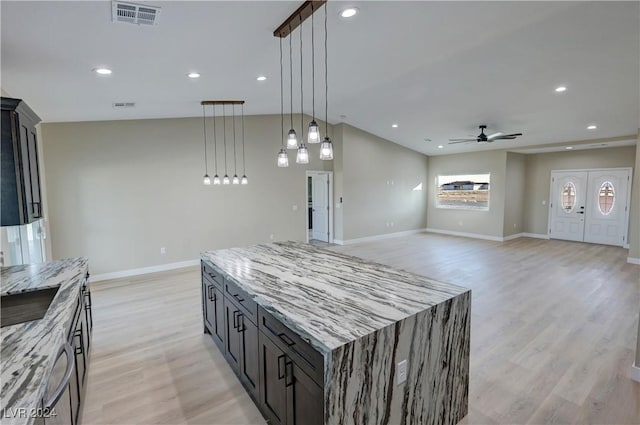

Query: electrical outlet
[513,223,517,229]
[542,200,547,206]
[160,247,166,255]
[458,220,463,226]
[397,360,407,385]
[292,205,298,211]
[390,222,394,227]
[269,234,275,241]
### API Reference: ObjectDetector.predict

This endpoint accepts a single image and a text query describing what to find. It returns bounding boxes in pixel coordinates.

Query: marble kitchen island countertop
[201,241,469,354]
[1,258,88,425]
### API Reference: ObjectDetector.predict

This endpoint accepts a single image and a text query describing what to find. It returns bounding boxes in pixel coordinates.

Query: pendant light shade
[203,174,211,185]
[296,144,309,164]
[232,174,240,185]
[213,174,221,185]
[277,148,289,167]
[241,175,248,185]
[320,137,333,160]
[307,121,320,144]
[287,129,298,149]
[223,175,230,185]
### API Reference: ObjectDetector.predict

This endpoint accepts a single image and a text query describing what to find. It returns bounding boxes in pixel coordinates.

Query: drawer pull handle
[285,361,294,387]
[277,354,286,380]
[233,294,245,303]
[233,310,240,329]
[278,332,296,347]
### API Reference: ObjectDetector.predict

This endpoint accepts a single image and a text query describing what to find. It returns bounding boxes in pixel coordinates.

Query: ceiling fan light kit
[448,124,523,145]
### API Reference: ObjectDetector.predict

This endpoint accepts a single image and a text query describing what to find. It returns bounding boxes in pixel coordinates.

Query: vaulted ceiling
[1,1,638,155]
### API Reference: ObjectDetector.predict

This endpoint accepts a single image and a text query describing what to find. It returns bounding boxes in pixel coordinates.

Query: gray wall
[332,125,344,241]
[41,114,332,275]
[629,134,640,260]
[504,152,526,237]
[337,124,428,241]
[523,145,637,236]
[427,150,507,238]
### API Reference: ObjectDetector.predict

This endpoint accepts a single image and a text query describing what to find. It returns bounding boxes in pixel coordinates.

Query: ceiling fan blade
[493,136,517,140]
[448,140,474,145]
[487,132,503,140]
[499,133,523,137]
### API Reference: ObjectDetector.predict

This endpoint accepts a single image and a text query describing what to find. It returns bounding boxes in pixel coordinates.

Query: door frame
[547,167,633,247]
[305,171,334,244]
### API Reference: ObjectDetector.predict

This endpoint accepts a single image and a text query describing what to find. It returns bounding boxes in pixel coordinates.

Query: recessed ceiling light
[94,68,112,75]
[587,125,597,130]
[187,72,201,79]
[565,146,573,150]
[256,75,267,81]
[438,145,444,149]
[392,124,398,128]
[340,8,358,18]
[555,86,567,93]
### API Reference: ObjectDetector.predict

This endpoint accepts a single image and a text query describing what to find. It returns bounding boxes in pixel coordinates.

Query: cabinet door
[286,362,324,425]
[258,332,288,425]
[224,299,241,369]
[211,286,224,347]
[202,281,214,332]
[26,125,41,221]
[238,313,259,398]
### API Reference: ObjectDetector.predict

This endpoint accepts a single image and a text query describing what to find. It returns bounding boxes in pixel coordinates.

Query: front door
[583,169,630,246]
[311,174,329,242]
[549,171,588,242]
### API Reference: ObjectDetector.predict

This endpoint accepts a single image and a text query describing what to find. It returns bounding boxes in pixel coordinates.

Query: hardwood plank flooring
[82,233,639,424]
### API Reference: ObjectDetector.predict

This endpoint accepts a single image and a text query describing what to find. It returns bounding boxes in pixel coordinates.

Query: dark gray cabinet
[1,97,42,226]
[201,260,324,425]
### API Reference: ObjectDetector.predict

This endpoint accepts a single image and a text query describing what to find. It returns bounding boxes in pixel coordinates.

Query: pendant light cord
[289,26,294,130]
[212,105,217,174]
[241,104,246,174]
[223,104,227,173]
[280,37,284,147]
[202,105,208,174]
[232,105,237,174]
[311,6,315,121]
[324,3,328,136]
[300,17,303,140]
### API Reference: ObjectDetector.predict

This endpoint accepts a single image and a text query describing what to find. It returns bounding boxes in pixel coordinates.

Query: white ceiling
[1,1,638,156]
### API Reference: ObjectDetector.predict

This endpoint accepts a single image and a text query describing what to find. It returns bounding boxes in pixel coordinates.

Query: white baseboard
[90,259,200,283]
[521,232,550,240]
[338,229,426,245]
[503,233,525,241]
[627,257,640,265]
[425,228,504,242]
[631,363,640,383]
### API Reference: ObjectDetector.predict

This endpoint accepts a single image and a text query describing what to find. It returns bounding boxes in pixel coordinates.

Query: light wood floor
[82,234,640,424]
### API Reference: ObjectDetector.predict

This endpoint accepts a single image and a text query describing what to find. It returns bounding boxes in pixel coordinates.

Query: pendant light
[319,3,333,161]
[232,105,240,184]
[296,20,309,164]
[241,104,248,184]
[277,37,289,167]
[307,7,320,144]
[287,28,298,150]
[222,104,230,184]
[212,104,221,184]
[201,104,211,185]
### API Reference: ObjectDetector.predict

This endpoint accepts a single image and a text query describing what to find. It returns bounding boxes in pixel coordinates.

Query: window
[598,181,615,215]
[561,182,576,212]
[436,173,490,210]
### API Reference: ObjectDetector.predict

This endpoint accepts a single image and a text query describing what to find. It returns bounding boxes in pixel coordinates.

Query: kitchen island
[201,241,470,425]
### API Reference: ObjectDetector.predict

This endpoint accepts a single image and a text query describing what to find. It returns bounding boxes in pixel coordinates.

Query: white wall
[41,114,332,275]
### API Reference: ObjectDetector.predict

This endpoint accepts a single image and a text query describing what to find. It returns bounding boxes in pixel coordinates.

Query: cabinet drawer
[201,261,223,288]
[259,307,324,386]
[224,278,258,326]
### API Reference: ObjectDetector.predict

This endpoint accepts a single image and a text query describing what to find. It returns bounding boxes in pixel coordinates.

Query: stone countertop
[201,242,469,355]
[0,258,88,425]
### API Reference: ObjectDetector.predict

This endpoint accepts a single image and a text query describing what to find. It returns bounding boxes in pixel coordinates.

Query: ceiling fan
[449,125,523,144]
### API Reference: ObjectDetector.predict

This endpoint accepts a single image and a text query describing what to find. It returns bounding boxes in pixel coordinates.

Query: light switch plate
[397,360,407,385]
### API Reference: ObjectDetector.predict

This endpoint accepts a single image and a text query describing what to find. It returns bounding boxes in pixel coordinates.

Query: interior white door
[583,169,630,246]
[312,174,329,242]
[549,171,588,242]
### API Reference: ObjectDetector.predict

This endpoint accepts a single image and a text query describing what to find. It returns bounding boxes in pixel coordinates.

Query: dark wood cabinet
[202,280,225,349]
[1,97,42,226]
[238,310,259,397]
[259,332,288,425]
[224,298,242,369]
[286,361,324,425]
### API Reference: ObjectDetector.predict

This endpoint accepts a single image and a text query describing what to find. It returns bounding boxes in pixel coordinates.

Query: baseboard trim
[90,259,200,283]
[631,363,640,383]
[425,228,504,242]
[521,232,550,240]
[338,229,426,245]
[503,233,525,241]
[627,257,640,265]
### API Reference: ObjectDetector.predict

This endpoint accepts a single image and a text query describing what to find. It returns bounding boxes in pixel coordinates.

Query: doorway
[548,168,632,246]
[306,171,333,244]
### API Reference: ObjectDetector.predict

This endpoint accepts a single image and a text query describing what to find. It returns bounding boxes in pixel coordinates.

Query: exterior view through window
[598,181,615,215]
[561,182,576,212]
[436,173,490,210]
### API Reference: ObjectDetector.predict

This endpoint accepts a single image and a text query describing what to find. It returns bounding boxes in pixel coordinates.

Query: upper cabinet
[1,97,43,226]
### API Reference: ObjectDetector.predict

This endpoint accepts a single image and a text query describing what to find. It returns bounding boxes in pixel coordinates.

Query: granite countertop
[201,242,469,355]
[0,258,88,425]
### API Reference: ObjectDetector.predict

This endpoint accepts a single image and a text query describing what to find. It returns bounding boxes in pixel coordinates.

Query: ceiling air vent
[112,1,161,26]
[112,102,136,108]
